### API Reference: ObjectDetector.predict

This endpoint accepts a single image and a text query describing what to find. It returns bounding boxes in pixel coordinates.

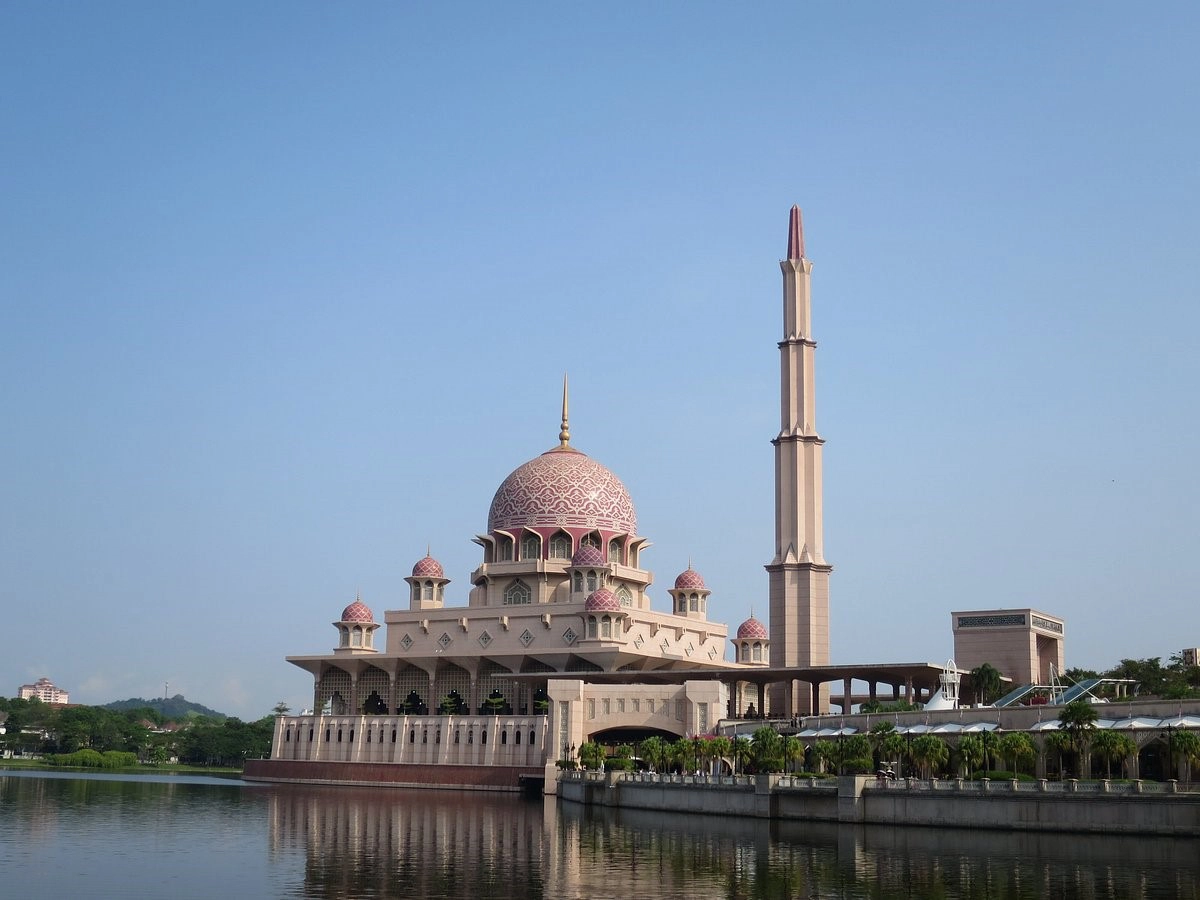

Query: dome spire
[558,373,571,448]
[787,204,805,261]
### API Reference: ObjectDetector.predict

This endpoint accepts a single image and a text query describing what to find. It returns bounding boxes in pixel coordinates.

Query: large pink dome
[488,447,637,535]
[340,599,374,623]
[736,616,768,640]
[674,567,707,590]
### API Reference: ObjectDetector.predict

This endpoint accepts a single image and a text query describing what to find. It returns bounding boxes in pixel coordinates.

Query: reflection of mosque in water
[262,784,1200,899]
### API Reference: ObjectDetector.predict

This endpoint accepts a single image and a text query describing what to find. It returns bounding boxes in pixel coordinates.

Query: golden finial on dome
[558,374,571,448]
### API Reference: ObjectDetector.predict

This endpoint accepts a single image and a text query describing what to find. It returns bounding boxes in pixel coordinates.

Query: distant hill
[101,694,227,720]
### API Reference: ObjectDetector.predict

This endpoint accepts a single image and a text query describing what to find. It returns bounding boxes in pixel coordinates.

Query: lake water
[2,769,1198,899]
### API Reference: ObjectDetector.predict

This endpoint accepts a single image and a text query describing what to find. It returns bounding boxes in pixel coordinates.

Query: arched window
[351,627,362,647]
[587,618,598,639]
[608,539,622,564]
[677,598,687,614]
[549,532,571,559]
[586,571,597,592]
[690,595,699,612]
[339,626,349,647]
[752,643,762,662]
[573,572,584,592]
[422,581,434,601]
[501,730,508,745]
[411,585,421,605]
[504,580,532,605]
[529,729,536,743]
[521,533,541,561]
[740,644,749,662]
[364,630,373,648]
[616,585,632,607]
[482,730,487,745]
[601,616,611,639]
[515,730,522,745]
[410,729,415,743]
[498,536,513,561]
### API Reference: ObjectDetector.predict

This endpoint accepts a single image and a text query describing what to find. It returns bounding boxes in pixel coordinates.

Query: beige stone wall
[272,714,547,767]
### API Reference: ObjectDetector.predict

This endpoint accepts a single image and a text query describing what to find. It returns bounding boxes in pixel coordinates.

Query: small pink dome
[674,567,707,590]
[412,555,445,578]
[571,544,605,567]
[341,599,374,623]
[736,616,768,640]
[584,588,622,613]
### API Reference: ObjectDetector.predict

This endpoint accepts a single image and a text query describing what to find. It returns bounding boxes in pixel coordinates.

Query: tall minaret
[767,205,831,715]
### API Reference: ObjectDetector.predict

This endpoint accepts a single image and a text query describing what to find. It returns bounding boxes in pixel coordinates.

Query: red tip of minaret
[787,205,805,261]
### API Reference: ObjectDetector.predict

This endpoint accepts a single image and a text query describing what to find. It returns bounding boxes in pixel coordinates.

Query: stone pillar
[842,678,853,714]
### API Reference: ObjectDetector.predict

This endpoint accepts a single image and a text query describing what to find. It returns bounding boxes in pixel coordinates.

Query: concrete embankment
[243,759,542,792]
[558,772,1200,836]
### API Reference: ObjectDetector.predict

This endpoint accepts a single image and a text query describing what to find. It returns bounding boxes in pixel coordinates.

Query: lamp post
[1166,724,1175,782]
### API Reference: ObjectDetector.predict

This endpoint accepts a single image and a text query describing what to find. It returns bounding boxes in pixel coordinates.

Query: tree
[782,735,804,773]
[977,728,999,772]
[707,736,732,775]
[272,702,291,716]
[638,736,668,773]
[909,735,949,779]
[810,740,837,775]
[732,736,754,775]
[969,663,1003,706]
[998,732,1035,776]
[1169,730,1200,782]
[751,727,783,773]
[1058,700,1099,776]
[578,741,605,771]
[1090,730,1136,779]
[1043,731,1072,779]
[957,735,985,777]
[837,734,873,774]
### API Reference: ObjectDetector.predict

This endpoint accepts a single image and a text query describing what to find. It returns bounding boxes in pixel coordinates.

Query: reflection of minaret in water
[767,206,832,716]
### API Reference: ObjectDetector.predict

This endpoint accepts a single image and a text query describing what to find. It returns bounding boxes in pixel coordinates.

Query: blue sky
[3,3,1197,718]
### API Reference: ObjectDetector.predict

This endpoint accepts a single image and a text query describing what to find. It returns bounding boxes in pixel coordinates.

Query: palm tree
[957,735,985,777]
[811,740,837,775]
[1169,730,1200,783]
[732,736,755,775]
[969,663,1003,706]
[707,735,732,776]
[751,726,783,772]
[1058,700,1099,777]
[782,735,804,773]
[638,736,668,773]
[998,731,1035,776]
[578,741,605,771]
[1090,730,1136,779]
[977,729,999,772]
[909,735,949,779]
[1043,731,1072,779]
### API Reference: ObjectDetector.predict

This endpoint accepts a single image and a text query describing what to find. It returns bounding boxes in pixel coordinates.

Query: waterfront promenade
[558,770,1200,836]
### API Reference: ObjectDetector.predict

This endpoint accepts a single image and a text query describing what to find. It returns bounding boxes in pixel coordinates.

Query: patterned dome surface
[488,447,637,535]
[340,600,374,623]
[674,567,707,590]
[736,616,768,639]
[584,588,622,612]
[412,555,445,578]
[571,544,606,567]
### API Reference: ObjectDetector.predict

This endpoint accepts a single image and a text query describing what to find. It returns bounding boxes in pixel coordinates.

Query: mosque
[249,207,934,789]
